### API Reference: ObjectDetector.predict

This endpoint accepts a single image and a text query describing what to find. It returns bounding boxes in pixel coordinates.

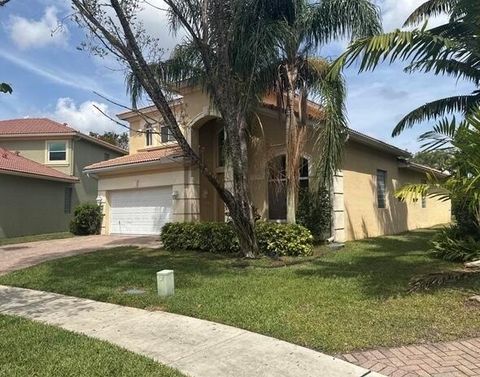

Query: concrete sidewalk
[0,286,383,377]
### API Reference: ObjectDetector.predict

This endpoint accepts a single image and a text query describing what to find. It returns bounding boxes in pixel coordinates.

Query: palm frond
[418,116,462,151]
[403,0,457,27]
[405,58,480,85]
[311,66,348,189]
[308,0,382,46]
[393,94,480,136]
[0,83,12,94]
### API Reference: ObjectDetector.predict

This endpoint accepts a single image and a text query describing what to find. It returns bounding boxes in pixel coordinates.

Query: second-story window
[47,141,67,162]
[145,124,153,146]
[160,126,175,143]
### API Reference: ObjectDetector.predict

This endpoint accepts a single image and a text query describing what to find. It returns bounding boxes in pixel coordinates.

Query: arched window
[268,155,309,220]
[145,124,153,146]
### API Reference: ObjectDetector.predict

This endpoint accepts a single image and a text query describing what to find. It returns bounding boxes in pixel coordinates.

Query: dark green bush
[161,221,313,256]
[431,226,480,262]
[297,188,331,242]
[69,203,103,236]
[161,222,240,254]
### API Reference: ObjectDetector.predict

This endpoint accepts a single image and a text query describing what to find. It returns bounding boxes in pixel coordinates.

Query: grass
[0,314,184,377]
[1,229,479,354]
[0,232,73,246]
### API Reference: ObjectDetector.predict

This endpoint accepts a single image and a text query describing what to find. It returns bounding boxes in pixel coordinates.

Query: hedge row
[161,222,313,256]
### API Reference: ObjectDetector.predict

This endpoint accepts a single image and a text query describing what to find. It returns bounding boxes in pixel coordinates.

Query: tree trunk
[285,65,299,224]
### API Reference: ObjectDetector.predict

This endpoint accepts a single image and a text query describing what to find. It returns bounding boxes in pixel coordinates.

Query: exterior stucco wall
[0,174,71,238]
[73,138,124,207]
[342,141,451,241]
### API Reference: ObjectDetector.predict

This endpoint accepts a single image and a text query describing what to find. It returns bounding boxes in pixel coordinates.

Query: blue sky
[0,0,474,152]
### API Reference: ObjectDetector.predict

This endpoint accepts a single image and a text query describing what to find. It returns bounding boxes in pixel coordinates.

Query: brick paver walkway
[343,338,480,377]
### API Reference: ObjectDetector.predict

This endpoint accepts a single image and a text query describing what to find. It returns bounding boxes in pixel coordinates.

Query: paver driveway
[0,235,161,275]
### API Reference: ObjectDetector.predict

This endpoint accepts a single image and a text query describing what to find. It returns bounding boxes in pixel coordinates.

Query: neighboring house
[84,87,451,241]
[0,119,127,238]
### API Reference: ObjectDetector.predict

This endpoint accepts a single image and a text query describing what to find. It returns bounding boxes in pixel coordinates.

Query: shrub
[69,203,103,236]
[297,188,331,242]
[431,226,480,262]
[256,221,313,256]
[161,222,240,254]
[161,222,313,256]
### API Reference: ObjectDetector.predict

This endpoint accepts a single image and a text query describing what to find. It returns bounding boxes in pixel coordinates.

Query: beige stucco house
[84,87,451,241]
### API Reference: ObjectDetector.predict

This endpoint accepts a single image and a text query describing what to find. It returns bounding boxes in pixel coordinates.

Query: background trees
[89,132,129,151]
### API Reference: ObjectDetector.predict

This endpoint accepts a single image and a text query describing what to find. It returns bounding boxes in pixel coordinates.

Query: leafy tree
[411,150,454,172]
[72,0,286,257]
[90,131,129,150]
[259,0,381,223]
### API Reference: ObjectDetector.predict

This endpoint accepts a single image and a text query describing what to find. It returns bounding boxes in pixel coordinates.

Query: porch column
[332,170,345,243]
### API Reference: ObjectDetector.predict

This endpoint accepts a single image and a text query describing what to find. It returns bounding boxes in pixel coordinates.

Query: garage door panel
[109,187,172,235]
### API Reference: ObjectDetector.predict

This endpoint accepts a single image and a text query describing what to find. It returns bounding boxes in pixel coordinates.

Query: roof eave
[348,130,411,158]
[0,168,79,183]
[84,156,187,175]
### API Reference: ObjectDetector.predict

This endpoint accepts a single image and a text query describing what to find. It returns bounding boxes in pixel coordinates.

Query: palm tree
[332,0,480,137]
[263,0,382,223]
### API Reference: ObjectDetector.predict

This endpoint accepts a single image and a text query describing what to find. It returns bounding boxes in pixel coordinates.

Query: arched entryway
[268,155,309,221]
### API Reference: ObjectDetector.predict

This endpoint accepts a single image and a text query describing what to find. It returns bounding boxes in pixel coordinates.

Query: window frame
[160,125,175,144]
[145,124,154,147]
[46,140,68,164]
[376,169,387,209]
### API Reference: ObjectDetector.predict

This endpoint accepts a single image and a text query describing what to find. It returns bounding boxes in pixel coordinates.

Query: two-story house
[84,87,451,241]
[0,118,127,238]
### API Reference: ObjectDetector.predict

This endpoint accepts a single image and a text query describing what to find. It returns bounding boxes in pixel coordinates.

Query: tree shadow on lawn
[296,229,474,299]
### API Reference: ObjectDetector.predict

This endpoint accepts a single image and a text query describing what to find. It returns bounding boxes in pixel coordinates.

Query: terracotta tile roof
[0,118,77,135]
[85,146,184,171]
[0,148,79,182]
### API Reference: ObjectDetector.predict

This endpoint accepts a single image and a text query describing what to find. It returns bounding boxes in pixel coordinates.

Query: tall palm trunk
[285,64,300,223]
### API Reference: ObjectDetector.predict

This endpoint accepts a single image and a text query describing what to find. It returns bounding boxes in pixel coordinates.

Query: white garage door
[109,186,172,235]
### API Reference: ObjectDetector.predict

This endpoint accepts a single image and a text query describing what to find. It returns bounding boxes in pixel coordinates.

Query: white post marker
[157,270,174,297]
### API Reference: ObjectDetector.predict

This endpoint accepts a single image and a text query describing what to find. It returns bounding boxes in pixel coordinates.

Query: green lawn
[0,314,184,377]
[1,229,479,354]
[0,232,73,246]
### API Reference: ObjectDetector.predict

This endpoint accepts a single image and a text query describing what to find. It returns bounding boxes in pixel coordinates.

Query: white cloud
[8,6,69,49]
[47,98,125,135]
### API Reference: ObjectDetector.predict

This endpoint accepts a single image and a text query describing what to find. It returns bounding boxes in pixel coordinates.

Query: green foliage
[332,0,480,136]
[431,226,480,262]
[412,150,454,172]
[89,131,129,150]
[161,222,240,254]
[0,83,12,94]
[69,203,103,236]
[255,221,313,256]
[161,222,313,256]
[296,188,331,241]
